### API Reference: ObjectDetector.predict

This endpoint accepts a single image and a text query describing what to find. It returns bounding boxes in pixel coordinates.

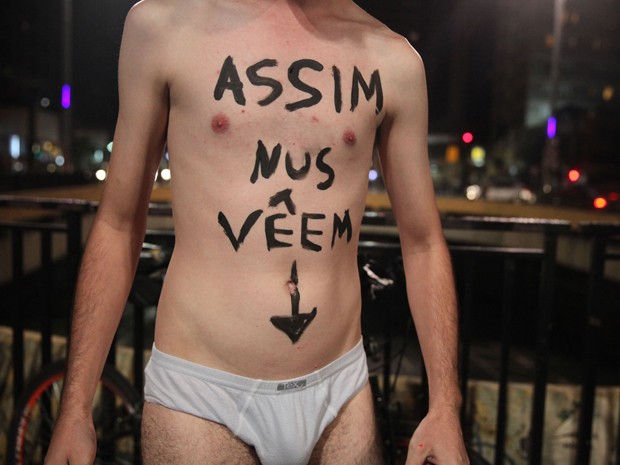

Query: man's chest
[209,53,383,115]
[167,35,386,130]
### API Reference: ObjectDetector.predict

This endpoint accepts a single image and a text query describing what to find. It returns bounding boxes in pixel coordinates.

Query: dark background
[1,0,620,198]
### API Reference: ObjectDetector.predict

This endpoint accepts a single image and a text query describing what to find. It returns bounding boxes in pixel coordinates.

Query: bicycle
[6,240,170,465]
[6,360,142,465]
[359,240,491,465]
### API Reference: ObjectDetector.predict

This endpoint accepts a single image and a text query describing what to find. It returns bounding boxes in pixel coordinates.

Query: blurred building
[490,0,620,183]
[1,0,63,175]
[0,0,131,179]
[2,0,618,187]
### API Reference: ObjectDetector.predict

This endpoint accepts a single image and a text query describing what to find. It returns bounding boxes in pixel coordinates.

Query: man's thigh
[309,383,384,465]
[141,402,260,465]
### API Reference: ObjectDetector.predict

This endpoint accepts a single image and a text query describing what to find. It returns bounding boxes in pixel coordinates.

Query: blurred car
[465,177,537,204]
[540,184,620,212]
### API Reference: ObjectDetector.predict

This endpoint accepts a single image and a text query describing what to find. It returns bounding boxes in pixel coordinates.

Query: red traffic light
[594,197,608,209]
[568,169,580,183]
[462,132,474,144]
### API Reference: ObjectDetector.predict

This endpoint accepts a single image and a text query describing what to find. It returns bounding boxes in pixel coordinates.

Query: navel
[343,129,356,146]
[211,112,230,134]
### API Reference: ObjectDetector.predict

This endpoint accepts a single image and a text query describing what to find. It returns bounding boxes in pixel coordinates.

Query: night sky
[73,0,135,130]
[2,0,496,138]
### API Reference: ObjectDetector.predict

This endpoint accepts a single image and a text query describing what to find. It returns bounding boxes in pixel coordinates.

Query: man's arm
[45,3,169,464]
[378,41,469,465]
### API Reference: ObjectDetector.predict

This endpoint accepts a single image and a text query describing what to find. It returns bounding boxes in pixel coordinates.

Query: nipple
[211,113,230,134]
[343,129,356,146]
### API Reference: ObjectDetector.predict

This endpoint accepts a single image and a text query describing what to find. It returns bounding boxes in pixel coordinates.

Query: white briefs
[143,339,369,465]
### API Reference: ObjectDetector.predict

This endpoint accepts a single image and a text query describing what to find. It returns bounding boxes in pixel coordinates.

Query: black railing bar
[0,221,67,232]
[64,212,83,353]
[362,215,574,233]
[0,195,98,213]
[616,422,620,465]
[362,210,395,225]
[360,224,400,237]
[41,230,53,367]
[0,194,173,217]
[359,240,546,258]
[449,245,544,257]
[577,221,620,236]
[528,233,559,465]
[495,258,516,465]
[108,336,118,367]
[144,228,175,238]
[358,240,401,250]
[459,259,475,433]
[443,216,571,233]
[358,243,545,260]
[146,203,173,216]
[605,252,620,261]
[133,302,145,393]
[12,231,25,404]
[576,235,607,464]
[494,258,517,465]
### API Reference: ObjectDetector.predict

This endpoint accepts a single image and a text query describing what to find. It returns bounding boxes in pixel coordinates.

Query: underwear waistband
[148,338,365,394]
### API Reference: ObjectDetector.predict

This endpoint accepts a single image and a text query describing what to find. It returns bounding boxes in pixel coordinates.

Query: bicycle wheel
[7,360,142,465]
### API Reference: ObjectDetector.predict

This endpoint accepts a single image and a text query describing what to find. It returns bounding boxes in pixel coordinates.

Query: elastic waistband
[148,338,365,394]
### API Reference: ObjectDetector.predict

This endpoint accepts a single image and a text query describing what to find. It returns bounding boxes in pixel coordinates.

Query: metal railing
[445,216,570,465]
[0,197,89,398]
[576,224,620,465]
[1,194,619,465]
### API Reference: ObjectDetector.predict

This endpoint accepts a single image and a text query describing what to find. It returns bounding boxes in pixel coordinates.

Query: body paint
[331,209,352,247]
[285,59,324,112]
[250,141,334,188]
[285,152,312,180]
[270,261,317,343]
[269,188,297,215]
[218,210,263,251]
[246,59,283,106]
[212,56,383,113]
[251,140,282,184]
[332,65,342,113]
[351,67,383,114]
[301,213,326,252]
[265,213,294,250]
[315,147,335,190]
[213,56,246,105]
[219,207,352,252]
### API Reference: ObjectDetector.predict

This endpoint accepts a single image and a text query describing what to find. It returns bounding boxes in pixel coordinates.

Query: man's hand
[406,409,470,465]
[44,411,96,465]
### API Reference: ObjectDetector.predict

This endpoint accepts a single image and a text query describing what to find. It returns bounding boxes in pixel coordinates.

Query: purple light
[547,116,557,139]
[61,84,71,109]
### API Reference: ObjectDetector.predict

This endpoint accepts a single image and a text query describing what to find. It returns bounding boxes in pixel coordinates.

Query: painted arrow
[270,260,317,344]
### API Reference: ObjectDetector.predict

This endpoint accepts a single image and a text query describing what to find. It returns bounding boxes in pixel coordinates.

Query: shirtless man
[45,0,468,464]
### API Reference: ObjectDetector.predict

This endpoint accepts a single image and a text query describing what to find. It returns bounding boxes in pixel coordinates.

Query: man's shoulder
[125,0,177,37]
[340,5,423,72]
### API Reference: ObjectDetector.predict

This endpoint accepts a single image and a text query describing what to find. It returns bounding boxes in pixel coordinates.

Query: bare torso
[151,0,398,380]
[44,2,466,464]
